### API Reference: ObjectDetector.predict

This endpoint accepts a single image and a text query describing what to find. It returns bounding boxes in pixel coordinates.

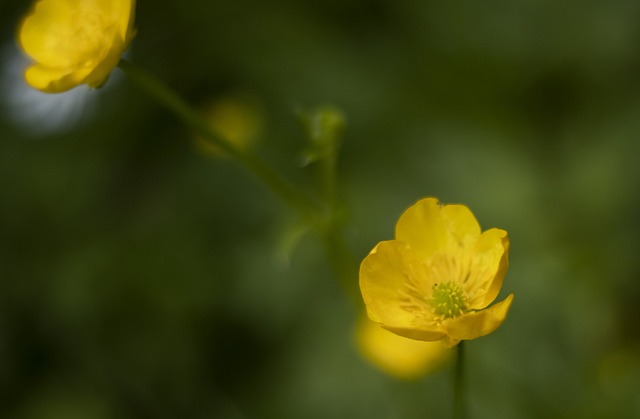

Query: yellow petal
[394,198,445,258]
[24,63,92,93]
[356,315,452,379]
[360,241,421,325]
[395,198,481,260]
[360,240,445,341]
[379,324,447,341]
[468,228,509,309]
[442,336,461,348]
[443,293,514,340]
[83,34,124,88]
[440,202,481,247]
[19,0,77,66]
[109,0,136,43]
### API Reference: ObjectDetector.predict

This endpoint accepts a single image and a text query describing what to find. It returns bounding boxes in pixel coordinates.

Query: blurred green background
[2,1,640,418]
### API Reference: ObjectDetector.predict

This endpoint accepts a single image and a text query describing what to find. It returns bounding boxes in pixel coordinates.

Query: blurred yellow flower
[18,0,136,93]
[360,197,513,347]
[356,314,451,380]
[196,96,264,156]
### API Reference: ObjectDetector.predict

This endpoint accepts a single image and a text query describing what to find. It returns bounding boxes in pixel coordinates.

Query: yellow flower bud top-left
[18,0,136,93]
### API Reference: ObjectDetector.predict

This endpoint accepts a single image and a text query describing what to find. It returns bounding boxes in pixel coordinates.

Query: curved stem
[454,341,467,419]
[117,59,320,220]
[119,58,362,311]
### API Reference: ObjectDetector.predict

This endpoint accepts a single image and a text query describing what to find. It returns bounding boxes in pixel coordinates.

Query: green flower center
[430,281,468,319]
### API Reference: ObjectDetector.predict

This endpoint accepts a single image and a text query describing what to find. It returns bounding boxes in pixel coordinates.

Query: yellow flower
[360,197,513,347]
[196,95,264,156]
[18,0,136,93]
[356,314,451,380]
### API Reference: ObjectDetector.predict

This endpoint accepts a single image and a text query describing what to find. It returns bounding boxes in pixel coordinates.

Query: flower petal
[83,33,124,88]
[360,240,444,340]
[19,0,77,66]
[395,198,445,258]
[359,240,420,325]
[109,0,136,43]
[468,228,509,309]
[379,324,447,341]
[24,63,92,93]
[356,315,452,379]
[443,293,514,340]
[440,202,481,247]
[395,198,481,259]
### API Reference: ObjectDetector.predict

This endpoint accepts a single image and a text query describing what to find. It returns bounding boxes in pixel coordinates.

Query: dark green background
[2,1,640,418]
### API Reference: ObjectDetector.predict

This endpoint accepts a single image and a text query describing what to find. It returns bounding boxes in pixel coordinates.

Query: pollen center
[430,281,468,319]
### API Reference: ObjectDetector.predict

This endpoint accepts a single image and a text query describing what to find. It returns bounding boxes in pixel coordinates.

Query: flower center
[430,281,468,319]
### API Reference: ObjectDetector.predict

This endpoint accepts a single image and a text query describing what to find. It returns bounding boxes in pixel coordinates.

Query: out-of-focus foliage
[2,1,640,418]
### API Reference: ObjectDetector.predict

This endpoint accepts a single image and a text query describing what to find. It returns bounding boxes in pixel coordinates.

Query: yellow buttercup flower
[18,0,136,93]
[356,314,451,380]
[360,197,513,347]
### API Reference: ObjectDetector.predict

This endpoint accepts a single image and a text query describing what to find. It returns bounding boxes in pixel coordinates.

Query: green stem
[322,221,359,302]
[454,341,467,419]
[321,148,338,209]
[119,59,362,309]
[317,148,356,300]
[117,59,320,219]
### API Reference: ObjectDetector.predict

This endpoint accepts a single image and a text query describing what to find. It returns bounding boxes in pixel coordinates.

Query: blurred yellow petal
[17,0,136,93]
[83,34,125,88]
[25,63,92,93]
[19,0,77,66]
[196,95,264,157]
[110,0,136,42]
[356,315,452,380]
[443,293,514,340]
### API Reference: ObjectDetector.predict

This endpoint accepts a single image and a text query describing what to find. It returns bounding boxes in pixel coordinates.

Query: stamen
[430,281,468,319]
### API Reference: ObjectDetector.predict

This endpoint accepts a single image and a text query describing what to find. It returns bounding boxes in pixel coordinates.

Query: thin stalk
[117,59,320,220]
[454,340,467,419]
[321,148,338,209]
[322,222,359,302]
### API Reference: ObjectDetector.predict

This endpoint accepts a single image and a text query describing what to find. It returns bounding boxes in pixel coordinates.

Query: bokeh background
[2,1,640,418]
